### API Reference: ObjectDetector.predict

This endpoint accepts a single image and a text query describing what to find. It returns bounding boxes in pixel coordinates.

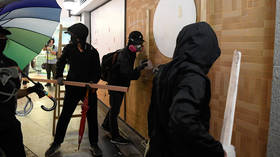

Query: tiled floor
[16,73,143,157]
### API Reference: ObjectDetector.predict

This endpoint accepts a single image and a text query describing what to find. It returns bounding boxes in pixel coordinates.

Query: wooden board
[22,78,128,92]
[220,50,241,146]
[207,1,275,157]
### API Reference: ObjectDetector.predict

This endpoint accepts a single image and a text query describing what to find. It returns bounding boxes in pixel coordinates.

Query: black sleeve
[168,72,224,156]
[117,53,140,80]
[55,45,69,79]
[92,50,101,83]
[130,68,141,80]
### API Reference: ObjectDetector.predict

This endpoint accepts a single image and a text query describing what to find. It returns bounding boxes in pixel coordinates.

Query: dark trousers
[46,64,56,80]
[54,86,99,145]
[102,91,124,138]
[0,118,26,157]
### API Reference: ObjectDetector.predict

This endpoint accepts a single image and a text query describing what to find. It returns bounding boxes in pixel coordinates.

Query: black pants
[54,86,99,145]
[46,64,56,80]
[0,117,26,157]
[102,91,124,138]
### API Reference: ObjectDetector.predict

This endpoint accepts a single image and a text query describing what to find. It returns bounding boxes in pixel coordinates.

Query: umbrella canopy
[78,88,90,150]
[0,0,61,69]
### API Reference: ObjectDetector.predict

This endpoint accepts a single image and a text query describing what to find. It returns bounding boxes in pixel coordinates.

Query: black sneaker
[110,135,129,145]
[45,83,51,87]
[101,123,110,132]
[89,144,103,157]
[45,142,60,157]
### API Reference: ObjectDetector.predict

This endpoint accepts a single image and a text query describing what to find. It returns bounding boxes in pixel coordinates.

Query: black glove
[28,83,45,98]
[136,59,148,71]
[57,77,64,85]
[152,67,159,75]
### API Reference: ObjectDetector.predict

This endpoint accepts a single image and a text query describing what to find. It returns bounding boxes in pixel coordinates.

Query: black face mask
[70,36,78,45]
[0,39,7,54]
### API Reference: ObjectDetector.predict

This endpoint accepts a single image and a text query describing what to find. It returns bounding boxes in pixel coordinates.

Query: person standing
[145,22,226,157]
[0,26,45,157]
[44,38,57,86]
[45,23,102,157]
[101,31,148,144]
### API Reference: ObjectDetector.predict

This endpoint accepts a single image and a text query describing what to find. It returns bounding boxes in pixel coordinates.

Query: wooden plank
[57,24,63,57]
[22,78,128,92]
[146,9,150,59]
[220,50,241,146]
[200,0,207,21]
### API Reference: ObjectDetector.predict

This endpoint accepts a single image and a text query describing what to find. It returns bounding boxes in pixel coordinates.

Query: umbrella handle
[19,68,57,111]
[41,91,57,111]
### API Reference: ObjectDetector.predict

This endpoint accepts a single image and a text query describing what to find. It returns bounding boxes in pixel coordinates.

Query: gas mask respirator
[129,44,143,53]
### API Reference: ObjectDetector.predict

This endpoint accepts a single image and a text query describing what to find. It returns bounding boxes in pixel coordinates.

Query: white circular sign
[153,0,196,58]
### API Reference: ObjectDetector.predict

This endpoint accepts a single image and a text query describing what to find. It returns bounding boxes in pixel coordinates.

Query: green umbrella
[1,0,61,69]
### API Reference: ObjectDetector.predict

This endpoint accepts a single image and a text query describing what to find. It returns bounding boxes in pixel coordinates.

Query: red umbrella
[78,88,90,150]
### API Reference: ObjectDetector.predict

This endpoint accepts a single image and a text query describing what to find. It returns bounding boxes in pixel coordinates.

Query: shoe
[89,144,103,157]
[45,83,51,87]
[110,135,129,145]
[101,123,110,132]
[45,142,60,157]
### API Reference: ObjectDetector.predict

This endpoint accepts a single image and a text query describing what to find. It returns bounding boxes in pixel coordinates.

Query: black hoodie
[147,22,224,157]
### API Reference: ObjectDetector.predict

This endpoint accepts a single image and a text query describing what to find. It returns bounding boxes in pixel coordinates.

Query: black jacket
[0,55,21,131]
[56,43,100,84]
[147,22,224,157]
[108,47,141,87]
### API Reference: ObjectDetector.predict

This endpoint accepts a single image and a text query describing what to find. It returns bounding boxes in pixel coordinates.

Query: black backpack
[100,50,120,81]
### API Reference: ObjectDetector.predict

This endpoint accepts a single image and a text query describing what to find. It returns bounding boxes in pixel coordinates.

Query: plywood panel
[126,0,165,138]
[208,0,275,157]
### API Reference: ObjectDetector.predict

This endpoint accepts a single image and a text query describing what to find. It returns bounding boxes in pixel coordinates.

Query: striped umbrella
[0,0,61,69]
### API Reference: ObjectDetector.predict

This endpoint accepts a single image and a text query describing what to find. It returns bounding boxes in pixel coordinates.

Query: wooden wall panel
[208,0,275,157]
[126,0,164,138]
[97,0,275,157]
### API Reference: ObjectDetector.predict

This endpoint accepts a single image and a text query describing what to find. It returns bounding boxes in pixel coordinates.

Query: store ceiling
[72,0,110,15]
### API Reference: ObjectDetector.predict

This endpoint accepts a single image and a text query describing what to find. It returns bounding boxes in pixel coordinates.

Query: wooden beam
[220,50,241,145]
[146,9,150,59]
[200,0,207,21]
[22,78,128,93]
[57,24,63,57]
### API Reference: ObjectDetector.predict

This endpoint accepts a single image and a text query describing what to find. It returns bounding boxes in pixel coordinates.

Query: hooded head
[66,23,88,44]
[172,22,220,74]
[0,26,11,55]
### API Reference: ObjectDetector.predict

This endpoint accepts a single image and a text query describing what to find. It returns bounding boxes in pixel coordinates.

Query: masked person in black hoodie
[0,26,45,157]
[101,31,148,144]
[45,23,102,157]
[145,22,226,157]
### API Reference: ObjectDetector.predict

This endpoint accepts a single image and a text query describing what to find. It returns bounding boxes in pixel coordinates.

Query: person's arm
[168,73,224,156]
[117,54,146,81]
[56,45,69,79]
[92,51,101,83]
[42,45,47,51]
[17,83,45,99]
[50,46,57,55]
[130,60,148,80]
[17,88,30,99]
